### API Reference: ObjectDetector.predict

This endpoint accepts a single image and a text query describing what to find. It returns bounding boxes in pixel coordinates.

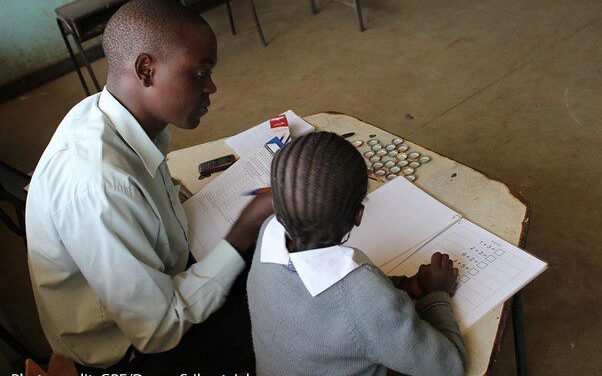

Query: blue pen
[243,187,272,196]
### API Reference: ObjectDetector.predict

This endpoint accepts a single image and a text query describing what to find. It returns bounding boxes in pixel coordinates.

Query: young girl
[247,132,466,376]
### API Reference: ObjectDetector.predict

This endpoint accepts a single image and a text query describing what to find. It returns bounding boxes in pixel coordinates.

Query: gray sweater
[247,222,467,376]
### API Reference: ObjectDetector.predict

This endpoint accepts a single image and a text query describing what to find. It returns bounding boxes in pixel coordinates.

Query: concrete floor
[1,0,600,374]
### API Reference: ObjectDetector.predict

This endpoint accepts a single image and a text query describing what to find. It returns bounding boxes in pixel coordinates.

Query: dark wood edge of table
[309,111,532,375]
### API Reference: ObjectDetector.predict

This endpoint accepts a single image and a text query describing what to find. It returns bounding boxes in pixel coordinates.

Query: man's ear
[134,54,154,87]
[354,204,365,227]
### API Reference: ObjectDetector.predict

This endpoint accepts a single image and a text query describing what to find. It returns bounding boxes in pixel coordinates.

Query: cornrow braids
[271,132,368,252]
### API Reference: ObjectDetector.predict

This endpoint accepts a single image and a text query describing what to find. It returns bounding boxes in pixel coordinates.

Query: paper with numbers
[355,177,547,333]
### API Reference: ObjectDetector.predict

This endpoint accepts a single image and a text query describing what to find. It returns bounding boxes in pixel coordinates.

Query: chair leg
[354,0,366,32]
[71,33,101,93]
[310,0,319,14]
[512,293,527,376]
[248,0,267,46]
[57,19,90,96]
[0,325,34,361]
[226,0,236,35]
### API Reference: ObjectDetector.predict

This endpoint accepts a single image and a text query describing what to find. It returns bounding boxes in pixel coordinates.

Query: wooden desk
[167,112,528,375]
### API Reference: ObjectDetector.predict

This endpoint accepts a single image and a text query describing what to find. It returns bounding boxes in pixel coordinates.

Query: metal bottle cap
[402,167,414,175]
[397,145,409,152]
[392,137,404,145]
[364,151,375,158]
[367,139,379,146]
[419,156,431,164]
[389,165,401,174]
[369,155,381,163]
[376,149,388,156]
[385,144,397,151]
[372,162,384,169]
[409,161,420,168]
[371,144,383,151]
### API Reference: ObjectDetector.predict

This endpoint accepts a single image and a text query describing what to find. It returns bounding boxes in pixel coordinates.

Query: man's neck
[106,79,166,140]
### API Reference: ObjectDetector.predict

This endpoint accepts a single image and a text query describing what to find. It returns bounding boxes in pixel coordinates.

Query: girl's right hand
[416,252,459,296]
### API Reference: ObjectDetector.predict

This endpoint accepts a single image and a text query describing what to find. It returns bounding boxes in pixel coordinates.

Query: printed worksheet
[183,146,273,260]
[389,218,547,332]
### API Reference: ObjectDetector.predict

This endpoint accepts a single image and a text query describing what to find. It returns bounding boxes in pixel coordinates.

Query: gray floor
[1,0,600,374]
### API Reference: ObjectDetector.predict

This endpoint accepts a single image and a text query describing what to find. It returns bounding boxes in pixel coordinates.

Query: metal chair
[0,160,30,240]
[55,0,129,96]
[184,0,267,46]
[310,0,365,32]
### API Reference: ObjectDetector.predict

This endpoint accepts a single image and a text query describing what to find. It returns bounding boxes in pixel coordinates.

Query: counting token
[351,140,364,147]
[369,155,381,163]
[408,151,420,160]
[367,139,379,146]
[364,151,375,158]
[384,160,396,168]
[419,156,431,164]
[402,167,414,175]
[409,161,420,168]
[385,144,397,151]
[389,165,401,174]
[406,174,416,182]
[374,169,386,176]
[388,151,398,158]
[372,162,384,169]
[376,149,388,156]
[397,144,409,152]
[386,174,397,181]
[397,153,408,160]
[371,144,383,151]
[392,137,404,145]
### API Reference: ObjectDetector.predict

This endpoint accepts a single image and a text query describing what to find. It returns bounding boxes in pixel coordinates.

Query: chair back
[25,353,78,376]
[0,160,30,237]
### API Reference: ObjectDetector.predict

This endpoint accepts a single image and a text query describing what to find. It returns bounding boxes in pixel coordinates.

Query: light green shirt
[26,88,245,368]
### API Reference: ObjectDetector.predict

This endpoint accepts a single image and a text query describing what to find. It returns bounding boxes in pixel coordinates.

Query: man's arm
[53,184,245,353]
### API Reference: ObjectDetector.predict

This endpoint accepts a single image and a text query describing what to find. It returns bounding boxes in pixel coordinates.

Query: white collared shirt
[260,217,372,296]
[26,88,245,367]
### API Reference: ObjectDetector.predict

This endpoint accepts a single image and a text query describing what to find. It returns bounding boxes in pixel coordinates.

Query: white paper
[183,146,273,260]
[389,218,547,332]
[226,110,315,156]
[346,177,461,267]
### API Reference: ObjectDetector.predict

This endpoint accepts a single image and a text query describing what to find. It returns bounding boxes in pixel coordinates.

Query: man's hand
[225,191,274,261]
[416,252,459,296]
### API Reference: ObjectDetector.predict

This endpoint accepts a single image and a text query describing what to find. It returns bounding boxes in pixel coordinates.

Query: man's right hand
[416,252,459,296]
[225,191,274,261]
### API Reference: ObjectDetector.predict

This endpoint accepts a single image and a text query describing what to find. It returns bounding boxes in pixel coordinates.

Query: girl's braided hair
[271,131,368,252]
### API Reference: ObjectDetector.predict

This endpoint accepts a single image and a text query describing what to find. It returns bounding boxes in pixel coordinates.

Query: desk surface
[167,112,528,375]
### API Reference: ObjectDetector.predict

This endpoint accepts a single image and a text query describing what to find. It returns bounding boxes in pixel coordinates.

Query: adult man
[26,0,271,373]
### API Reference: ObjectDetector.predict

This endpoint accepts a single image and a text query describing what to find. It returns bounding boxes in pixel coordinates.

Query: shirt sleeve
[52,183,245,354]
[342,265,466,376]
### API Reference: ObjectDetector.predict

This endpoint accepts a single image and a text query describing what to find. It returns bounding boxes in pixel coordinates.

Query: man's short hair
[102,0,208,76]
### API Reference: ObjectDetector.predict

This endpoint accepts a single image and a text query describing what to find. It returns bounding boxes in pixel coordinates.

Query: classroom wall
[0,0,101,86]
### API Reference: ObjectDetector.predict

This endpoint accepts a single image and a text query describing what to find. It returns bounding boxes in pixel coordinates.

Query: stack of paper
[226,110,314,156]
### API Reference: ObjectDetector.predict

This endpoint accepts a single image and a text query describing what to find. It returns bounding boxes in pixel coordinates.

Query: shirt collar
[260,217,372,297]
[98,87,166,178]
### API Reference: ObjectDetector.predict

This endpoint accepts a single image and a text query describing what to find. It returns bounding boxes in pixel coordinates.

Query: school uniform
[247,216,467,376]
